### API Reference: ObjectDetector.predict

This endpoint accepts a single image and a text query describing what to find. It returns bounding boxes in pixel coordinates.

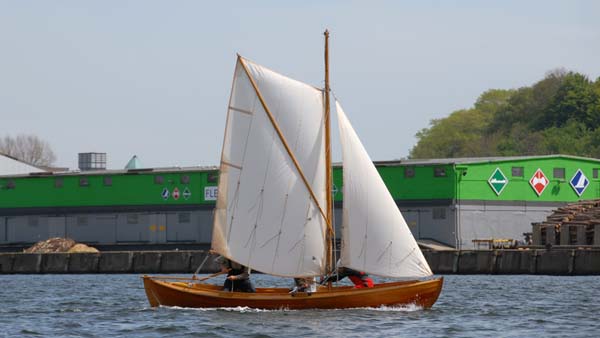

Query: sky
[1,1,599,170]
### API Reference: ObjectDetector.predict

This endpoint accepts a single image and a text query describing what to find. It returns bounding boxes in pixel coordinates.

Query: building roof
[375,154,600,166]
[0,165,219,179]
[3,154,599,179]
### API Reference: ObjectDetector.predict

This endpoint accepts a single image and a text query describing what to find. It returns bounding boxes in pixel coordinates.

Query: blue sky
[1,1,599,169]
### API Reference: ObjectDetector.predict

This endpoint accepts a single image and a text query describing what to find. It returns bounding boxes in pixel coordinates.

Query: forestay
[336,101,432,278]
[212,56,328,277]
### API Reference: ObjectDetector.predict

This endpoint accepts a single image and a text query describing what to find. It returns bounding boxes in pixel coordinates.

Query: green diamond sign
[488,168,508,196]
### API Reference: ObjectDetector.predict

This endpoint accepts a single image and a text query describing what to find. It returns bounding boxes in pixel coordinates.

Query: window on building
[28,216,39,227]
[103,177,112,186]
[79,177,89,187]
[594,169,599,179]
[404,167,415,178]
[127,214,139,224]
[77,216,88,226]
[6,180,15,189]
[181,175,190,184]
[178,212,191,223]
[55,178,63,188]
[207,173,219,183]
[512,167,524,177]
[154,175,164,184]
[434,167,446,177]
[433,208,447,220]
[553,168,565,179]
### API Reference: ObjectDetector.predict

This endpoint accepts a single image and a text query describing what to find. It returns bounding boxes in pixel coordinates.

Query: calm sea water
[1,274,598,338]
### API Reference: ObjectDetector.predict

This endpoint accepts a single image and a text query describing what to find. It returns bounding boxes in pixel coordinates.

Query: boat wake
[159,305,296,313]
[366,303,424,312]
[332,303,424,312]
[158,304,423,313]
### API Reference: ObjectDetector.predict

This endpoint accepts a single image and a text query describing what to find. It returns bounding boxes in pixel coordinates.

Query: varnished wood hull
[143,275,443,310]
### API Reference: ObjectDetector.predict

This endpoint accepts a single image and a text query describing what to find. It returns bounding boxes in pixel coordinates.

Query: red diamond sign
[529,168,549,196]
[173,187,180,200]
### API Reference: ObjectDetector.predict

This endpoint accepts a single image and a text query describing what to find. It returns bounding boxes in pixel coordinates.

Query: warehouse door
[7,216,39,243]
[47,217,66,238]
[151,214,167,243]
[403,210,421,239]
[0,217,6,243]
[166,212,197,242]
[116,214,150,243]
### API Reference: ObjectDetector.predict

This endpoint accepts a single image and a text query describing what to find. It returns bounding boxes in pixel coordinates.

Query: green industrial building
[2,154,600,249]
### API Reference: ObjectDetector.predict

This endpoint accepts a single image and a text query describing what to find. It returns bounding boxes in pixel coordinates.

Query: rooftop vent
[78,152,106,171]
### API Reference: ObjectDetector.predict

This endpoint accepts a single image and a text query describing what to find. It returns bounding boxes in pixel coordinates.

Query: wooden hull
[142,275,443,310]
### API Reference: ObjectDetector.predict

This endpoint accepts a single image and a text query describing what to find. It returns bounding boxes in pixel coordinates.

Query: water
[1,274,599,338]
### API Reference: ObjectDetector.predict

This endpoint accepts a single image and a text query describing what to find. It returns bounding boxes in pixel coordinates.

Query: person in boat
[323,266,374,288]
[215,255,256,293]
[290,277,317,294]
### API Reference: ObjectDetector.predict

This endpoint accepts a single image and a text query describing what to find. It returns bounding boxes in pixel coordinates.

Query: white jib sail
[336,101,432,278]
[212,57,327,277]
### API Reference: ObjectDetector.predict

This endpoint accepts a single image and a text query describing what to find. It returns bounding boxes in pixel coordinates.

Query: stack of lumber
[536,200,600,245]
[540,200,600,227]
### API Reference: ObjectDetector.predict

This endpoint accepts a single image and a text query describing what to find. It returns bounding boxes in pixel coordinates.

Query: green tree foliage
[409,70,600,159]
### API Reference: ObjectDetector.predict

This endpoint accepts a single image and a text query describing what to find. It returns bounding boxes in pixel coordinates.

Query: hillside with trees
[409,70,600,159]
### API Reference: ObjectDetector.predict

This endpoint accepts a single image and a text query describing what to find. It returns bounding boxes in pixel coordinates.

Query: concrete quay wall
[1,249,599,275]
[423,249,600,275]
[0,251,220,274]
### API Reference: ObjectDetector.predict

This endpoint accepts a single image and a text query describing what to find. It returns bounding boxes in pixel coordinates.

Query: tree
[543,72,599,129]
[474,89,515,116]
[409,108,489,158]
[407,69,600,159]
[0,134,56,166]
[540,119,591,156]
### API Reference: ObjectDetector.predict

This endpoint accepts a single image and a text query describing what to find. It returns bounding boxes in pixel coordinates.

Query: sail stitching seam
[221,161,242,170]
[229,106,254,115]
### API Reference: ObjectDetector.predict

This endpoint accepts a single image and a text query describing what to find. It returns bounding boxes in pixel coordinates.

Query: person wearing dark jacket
[323,267,374,288]
[215,255,256,293]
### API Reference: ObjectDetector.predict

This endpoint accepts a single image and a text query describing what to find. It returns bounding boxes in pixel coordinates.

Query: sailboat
[143,31,443,309]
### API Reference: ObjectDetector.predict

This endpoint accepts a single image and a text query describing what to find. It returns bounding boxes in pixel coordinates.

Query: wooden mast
[324,29,334,276]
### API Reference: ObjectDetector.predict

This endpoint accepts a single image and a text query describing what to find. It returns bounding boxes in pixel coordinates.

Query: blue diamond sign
[161,187,170,200]
[488,168,508,195]
[570,169,589,197]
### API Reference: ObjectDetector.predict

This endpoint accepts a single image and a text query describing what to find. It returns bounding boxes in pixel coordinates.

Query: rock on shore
[23,237,99,253]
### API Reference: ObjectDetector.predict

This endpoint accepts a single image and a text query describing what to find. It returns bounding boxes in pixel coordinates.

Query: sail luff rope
[214,60,242,254]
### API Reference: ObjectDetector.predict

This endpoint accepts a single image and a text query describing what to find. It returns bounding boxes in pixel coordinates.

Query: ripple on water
[19,329,42,336]
[1,274,599,338]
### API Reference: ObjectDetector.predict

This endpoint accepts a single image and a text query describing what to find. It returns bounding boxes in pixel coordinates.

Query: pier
[1,248,599,275]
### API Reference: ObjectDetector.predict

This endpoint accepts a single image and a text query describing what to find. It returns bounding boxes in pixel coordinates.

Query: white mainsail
[212,56,328,277]
[336,101,432,278]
